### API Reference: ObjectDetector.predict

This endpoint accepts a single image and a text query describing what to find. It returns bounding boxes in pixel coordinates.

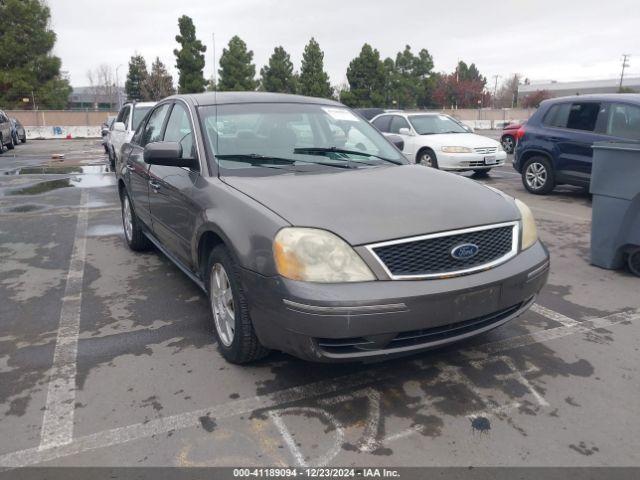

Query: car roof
[541,93,640,105]
[168,91,343,107]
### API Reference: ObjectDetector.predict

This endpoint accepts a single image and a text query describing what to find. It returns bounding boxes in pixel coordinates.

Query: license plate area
[484,156,497,165]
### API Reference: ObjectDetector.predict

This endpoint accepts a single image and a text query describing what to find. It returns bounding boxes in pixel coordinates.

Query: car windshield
[132,106,152,130]
[199,102,406,174]
[409,114,468,135]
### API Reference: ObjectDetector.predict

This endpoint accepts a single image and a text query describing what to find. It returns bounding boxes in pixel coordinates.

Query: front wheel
[207,245,269,364]
[501,135,515,154]
[6,136,14,150]
[417,148,439,168]
[522,157,555,195]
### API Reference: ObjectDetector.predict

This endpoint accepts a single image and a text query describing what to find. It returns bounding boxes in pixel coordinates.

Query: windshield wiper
[293,147,403,165]
[215,153,353,169]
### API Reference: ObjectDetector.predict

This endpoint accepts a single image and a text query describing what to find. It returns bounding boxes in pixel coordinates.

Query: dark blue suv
[514,94,640,194]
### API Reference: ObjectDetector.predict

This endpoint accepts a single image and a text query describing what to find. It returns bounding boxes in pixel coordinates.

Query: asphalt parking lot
[0,137,639,469]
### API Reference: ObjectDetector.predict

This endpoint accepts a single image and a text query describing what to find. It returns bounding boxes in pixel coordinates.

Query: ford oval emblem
[451,243,480,260]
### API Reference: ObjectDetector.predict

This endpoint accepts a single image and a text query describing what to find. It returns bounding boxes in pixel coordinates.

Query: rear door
[125,103,171,228]
[600,102,640,142]
[148,102,200,268]
[545,101,609,184]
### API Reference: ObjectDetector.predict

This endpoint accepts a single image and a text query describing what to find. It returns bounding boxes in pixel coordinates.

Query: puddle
[3,165,111,175]
[87,224,123,237]
[6,204,45,213]
[1,174,115,195]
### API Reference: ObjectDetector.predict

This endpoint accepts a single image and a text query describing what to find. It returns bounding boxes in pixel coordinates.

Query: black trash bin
[590,141,640,276]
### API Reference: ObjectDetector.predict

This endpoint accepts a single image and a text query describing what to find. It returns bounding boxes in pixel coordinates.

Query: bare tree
[494,74,521,108]
[87,64,117,109]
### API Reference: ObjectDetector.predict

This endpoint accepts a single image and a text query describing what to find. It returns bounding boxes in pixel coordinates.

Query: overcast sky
[48,0,640,90]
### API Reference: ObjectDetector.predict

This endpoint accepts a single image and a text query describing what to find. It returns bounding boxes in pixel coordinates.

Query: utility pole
[492,74,500,108]
[619,54,630,91]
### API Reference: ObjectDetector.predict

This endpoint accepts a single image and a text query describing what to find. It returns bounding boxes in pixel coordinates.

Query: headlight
[515,199,538,250]
[274,228,375,283]
[441,146,473,153]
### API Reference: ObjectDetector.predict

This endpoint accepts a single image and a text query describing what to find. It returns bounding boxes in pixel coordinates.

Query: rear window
[371,115,391,133]
[605,103,640,141]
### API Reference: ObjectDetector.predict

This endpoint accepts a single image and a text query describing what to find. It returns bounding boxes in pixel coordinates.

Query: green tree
[0,0,71,109]
[125,54,148,101]
[142,57,176,101]
[390,45,434,109]
[260,46,296,93]
[173,15,207,93]
[298,38,333,98]
[340,44,386,108]
[218,36,258,91]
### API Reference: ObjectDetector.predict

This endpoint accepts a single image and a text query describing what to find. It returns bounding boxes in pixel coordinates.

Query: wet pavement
[0,138,638,468]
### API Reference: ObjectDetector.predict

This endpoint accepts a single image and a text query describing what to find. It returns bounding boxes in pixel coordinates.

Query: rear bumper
[438,151,507,171]
[241,241,550,362]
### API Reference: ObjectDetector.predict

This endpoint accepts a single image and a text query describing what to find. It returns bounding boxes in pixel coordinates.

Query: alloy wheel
[122,196,133,242]
[210,263,235,347]
[420,152,434,167]
[502,136,515,153]
[525,162,547,190]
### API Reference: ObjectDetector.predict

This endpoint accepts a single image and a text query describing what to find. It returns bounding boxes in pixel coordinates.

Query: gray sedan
[117,92,549,364]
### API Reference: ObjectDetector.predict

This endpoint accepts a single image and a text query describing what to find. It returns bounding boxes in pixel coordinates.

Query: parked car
[500,121,523,154]
[101,116,116,153]
[0,110,15,153]
[514,94,640,194]
[354,108,386,121]
[108,102,155,169]
[11,118,26,144]
[371,111,506,174]
[116,92,548,364]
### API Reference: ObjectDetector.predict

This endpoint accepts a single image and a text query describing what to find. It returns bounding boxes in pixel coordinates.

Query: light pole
[115,64,124,110]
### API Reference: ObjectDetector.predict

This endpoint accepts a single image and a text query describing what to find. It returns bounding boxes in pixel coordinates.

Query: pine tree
[340,44,386,108]
[298,38,332,98]
[0,0,71,108]
[173,15,207,93]
[125,54,148,101]
[142,57,176,101]
[218,36,258,91]
[260,46,296,93]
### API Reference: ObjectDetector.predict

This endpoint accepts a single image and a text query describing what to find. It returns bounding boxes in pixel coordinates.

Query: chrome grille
[366,222,518,279]
[474,147,498,154]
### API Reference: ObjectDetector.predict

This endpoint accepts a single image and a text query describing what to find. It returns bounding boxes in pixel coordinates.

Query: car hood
[416,132,501,149]
[222,165,520,246]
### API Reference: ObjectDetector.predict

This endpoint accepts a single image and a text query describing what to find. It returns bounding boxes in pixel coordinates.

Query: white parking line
[1,306,638,468]
[38,190,88,449]
[268,411,308,468]
[531,304,580,327]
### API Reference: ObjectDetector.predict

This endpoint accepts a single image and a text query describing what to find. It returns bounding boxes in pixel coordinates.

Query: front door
[148,102,200,268]
[388,115,416,160]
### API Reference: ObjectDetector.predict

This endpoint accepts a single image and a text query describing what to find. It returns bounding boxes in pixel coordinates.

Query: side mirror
[113,122,126,132]
[386,134,405,151]
[398,127,413,136]
[143,142,198,169]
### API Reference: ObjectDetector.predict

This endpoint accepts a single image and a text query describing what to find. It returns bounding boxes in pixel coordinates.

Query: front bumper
[241,241,550,362]
[438,150,507,171]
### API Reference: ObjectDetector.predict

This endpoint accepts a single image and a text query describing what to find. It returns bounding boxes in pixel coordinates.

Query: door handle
[149,180,161,191]
[125,164,135,171]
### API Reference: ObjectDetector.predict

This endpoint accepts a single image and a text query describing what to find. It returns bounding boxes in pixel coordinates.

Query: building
[518,77,640,103]
[68,86,126,111]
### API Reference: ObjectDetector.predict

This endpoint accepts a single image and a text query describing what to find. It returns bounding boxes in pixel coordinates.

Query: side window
[163,104,196,159]
[542,103,571,128]
[121,107,131,129]
[605,103,640,141]
[566,102,600,132]
[116,106,128,123]
[140,104,171,147]
[389,116,410,134]
[372,115,391,133]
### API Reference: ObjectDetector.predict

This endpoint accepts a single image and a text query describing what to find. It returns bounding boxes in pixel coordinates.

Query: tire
[416,148,439,168]
[12,133,19,146]
[628,248,640,277]
[501,135,515,154]
[20,136,26,144]
[6,136,14,150]
[120,190,151,251]
[207,245,269,364]
[522,156,555,195]
[108,147,116,170]
[473,169,491,176]
[0,136,4,154]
